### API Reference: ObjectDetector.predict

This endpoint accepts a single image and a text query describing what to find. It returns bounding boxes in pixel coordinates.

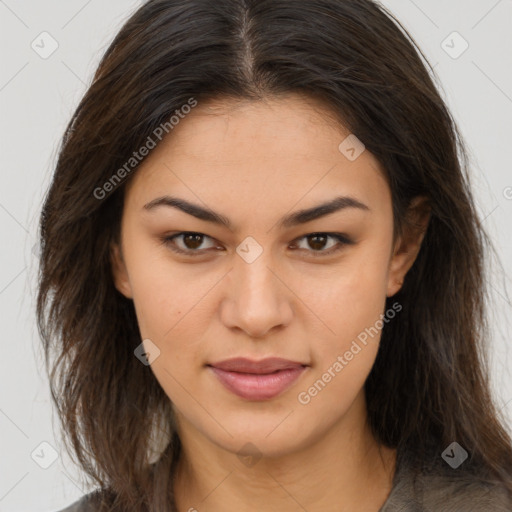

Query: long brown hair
[37,0,512,509]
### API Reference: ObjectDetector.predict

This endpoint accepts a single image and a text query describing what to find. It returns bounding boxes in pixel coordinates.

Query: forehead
[125,94,390,217]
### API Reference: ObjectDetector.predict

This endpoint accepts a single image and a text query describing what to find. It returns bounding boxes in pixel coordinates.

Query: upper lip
[208,357,307,374]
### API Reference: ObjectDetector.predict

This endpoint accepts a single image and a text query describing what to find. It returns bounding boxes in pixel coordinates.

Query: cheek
[124,241,213,360]
[128,256,214,409]
[306,244,391,347]
[296,243,392,414]
[296,259,390,418]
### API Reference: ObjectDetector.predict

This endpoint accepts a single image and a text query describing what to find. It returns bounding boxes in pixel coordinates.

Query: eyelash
[161,231,354,258]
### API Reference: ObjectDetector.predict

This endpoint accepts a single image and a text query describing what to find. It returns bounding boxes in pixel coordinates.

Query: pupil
[184,233,203,249]
[309,234,327,250]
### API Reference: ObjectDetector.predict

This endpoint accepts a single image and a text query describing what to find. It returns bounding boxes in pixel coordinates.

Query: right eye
[161,232,221,256]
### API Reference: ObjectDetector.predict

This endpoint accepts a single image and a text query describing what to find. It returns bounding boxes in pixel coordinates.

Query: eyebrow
[143,195,370,230]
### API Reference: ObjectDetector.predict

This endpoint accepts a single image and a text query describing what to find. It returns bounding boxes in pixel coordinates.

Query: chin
[202,412,319,461]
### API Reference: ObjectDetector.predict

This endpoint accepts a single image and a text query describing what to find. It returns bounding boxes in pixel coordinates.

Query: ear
[386,196,431,297]
[110,242,133,299]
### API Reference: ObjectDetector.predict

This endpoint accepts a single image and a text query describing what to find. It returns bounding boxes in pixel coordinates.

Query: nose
[220,253,293,338]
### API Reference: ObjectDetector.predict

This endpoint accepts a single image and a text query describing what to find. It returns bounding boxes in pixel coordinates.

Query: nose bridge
[235,247,280,305]
[224,245,292,337]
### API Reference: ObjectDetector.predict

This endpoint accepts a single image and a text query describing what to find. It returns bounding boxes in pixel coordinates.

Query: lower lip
[209,366,307,400]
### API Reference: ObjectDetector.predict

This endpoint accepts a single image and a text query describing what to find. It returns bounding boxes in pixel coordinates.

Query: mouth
[207,357,309,401]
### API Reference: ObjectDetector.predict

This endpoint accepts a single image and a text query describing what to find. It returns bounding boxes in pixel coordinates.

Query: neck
[172,392,396,512]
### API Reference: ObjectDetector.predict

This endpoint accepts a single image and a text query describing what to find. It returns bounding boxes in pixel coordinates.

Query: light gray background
[1,1,511,510]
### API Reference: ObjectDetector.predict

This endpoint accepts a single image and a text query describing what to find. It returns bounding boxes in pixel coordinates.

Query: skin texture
[111,94,430,511]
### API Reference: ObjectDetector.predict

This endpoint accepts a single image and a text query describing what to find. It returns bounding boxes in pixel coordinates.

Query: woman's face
[112,94,420,458]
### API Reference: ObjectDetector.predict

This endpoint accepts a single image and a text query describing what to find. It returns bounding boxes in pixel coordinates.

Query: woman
[38,0,512,510]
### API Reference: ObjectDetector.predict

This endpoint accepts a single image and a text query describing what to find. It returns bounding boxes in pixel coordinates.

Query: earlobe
[110,242,133,299]
[386,196,431,297]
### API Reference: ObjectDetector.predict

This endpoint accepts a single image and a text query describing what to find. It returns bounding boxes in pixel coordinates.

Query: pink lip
[207,357,308,400]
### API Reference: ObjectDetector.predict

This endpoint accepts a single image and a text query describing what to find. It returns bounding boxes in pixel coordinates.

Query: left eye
[290,233,352,255]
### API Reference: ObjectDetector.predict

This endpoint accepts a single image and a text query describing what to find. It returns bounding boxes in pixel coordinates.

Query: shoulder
[418,470,512,511]
[380,446,512,512]
[382,462,512,511]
